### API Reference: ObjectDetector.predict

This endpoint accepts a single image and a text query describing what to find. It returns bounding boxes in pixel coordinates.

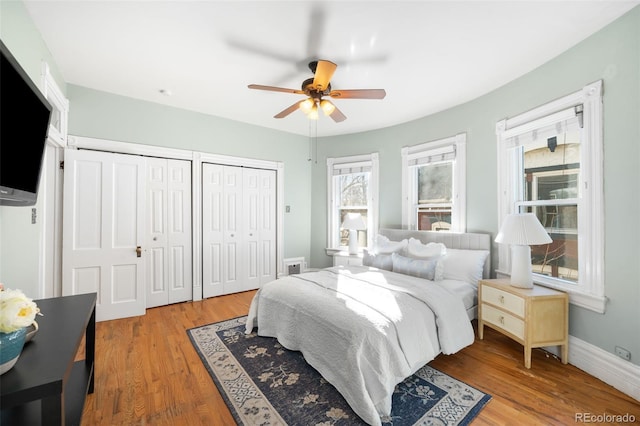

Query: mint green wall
[0,0,65,299]
[67,85,313,262]
[312,6,640,365]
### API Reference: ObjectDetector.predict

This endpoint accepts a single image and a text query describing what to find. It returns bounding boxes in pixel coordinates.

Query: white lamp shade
[341,213,367,231]
[495,213,552,246]
[496,213,552,288]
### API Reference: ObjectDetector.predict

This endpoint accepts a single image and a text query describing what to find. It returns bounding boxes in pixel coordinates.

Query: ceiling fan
[248,60,386,122]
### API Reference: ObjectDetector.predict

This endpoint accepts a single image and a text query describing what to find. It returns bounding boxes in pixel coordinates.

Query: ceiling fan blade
[329,89,386,99]
[312,60,337,91]
[274,101,302,119]
[248,84,305,95]
[306,5,326,59]
[328,104,347,123]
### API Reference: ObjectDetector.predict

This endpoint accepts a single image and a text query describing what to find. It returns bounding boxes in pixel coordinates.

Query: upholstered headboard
[377,228,492,279]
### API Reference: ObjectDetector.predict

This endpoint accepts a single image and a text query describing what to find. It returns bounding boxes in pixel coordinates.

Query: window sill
[325,247,366,256]
[495,270,607,314]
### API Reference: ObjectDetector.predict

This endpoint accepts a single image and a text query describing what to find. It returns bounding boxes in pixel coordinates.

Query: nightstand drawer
[333,252,363,266]
[482,285,525,317]
[482,304,525,339]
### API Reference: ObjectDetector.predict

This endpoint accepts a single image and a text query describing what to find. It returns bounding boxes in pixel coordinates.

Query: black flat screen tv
[0,39,53,206]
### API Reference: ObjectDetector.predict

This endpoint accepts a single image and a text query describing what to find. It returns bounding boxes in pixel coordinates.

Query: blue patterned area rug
[188,316,491,426]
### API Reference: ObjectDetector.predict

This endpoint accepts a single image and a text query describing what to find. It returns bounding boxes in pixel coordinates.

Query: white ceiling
[23,1,639,137]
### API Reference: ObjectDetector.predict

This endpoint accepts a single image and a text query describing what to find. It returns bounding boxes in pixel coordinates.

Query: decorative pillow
[406,238,447,258]
[391,253,438,281]
[362,249,393,271]
[441,248,490,287]
[373,234,408,255]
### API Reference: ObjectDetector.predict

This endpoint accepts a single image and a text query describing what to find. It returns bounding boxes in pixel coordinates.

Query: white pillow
[406,238,447,258]
[362,249,393,271]
[373,234,408,254]
[391,253,438,281]
[441,248,490,287]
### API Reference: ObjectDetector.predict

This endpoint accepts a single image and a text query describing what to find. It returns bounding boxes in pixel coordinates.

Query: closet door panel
[167,160,192,303]
[222,166,244,293]
[202,164,224,298]
[259,169,277,285]
[243,168,260,291]
[146,159,192,307]
[146,159,169,308]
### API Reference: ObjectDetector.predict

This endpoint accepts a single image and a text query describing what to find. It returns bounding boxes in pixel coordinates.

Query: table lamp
[495,213,552,288]
[341,213,367,255]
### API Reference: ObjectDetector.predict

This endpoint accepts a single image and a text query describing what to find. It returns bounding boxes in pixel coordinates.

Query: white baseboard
[568,335,640,401]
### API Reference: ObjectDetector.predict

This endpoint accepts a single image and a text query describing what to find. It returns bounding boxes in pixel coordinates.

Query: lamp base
[510,245,534,288]
[348,229,358,255]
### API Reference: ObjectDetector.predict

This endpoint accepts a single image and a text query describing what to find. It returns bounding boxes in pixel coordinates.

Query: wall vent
[288,263,301,275]
[283,257,306,276]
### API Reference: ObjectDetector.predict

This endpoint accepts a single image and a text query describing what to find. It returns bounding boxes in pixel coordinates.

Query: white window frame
[326,153,379,250]
[496,80,605,313]
[41,63,68,148]
[401,133,466,231]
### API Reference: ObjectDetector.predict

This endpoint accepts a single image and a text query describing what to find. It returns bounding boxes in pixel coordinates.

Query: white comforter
[245,265,475,426]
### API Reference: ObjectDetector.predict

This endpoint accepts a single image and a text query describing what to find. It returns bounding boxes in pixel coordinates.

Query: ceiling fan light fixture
[320,99,336,116]
[299,98,314,114]
[307,104,319,120]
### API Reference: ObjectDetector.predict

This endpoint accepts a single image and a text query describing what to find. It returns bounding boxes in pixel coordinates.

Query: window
[41,63,68,147]
[496,80,605,313]
[327,153,379,250]
[401,134,466,231]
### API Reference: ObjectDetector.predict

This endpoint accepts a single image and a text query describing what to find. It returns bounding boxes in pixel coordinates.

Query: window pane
[416,207,451,231]
[521,204,578,283]
[521,131,580,283]
[417,162,452,203]
[339,209,367,247]
[524,134,580,202]
[338,172,369,207]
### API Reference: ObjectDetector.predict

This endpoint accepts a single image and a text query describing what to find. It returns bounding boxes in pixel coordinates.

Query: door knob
[136,246,142,257]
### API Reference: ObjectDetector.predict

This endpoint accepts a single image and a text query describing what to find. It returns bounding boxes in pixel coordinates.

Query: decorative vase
[0,327,27,375]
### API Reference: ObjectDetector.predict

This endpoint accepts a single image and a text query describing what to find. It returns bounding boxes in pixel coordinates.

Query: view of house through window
[335,172,369,248]
[416,161,453,231]
[517,131,580,283]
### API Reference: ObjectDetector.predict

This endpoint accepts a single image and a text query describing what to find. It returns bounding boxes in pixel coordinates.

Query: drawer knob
[499,295,505,304]
[499,316,505,325]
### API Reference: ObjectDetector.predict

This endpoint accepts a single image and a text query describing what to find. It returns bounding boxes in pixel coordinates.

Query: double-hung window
[327,153,379,250]
[401,134,466,231]
[496,80,605,313]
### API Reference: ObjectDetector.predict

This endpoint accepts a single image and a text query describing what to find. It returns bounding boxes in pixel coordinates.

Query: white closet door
[62,149,146,321]
[258,169,277,285]
[202,164,275,298]
[223,166,244,293]
[243,168,261,291]
[202,164,224,298]
[245,168,277,286]
[202,164,243,297]
[146,158,192,308]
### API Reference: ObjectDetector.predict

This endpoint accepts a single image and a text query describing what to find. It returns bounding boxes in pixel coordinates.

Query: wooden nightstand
[478,278,568,369]
[332,251,363,266]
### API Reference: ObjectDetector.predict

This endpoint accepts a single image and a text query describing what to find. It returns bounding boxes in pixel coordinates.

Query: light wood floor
[80,290,640,425]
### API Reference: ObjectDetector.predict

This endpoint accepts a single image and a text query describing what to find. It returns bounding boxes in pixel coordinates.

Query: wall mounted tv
[0,39,53,206]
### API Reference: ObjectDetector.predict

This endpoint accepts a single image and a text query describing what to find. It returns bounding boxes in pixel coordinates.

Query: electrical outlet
[615,346,631,361]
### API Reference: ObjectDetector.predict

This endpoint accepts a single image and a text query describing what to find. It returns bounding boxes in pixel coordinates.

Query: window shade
[408,145,456,166]
[332,161,372,175]
[502,105,582,148]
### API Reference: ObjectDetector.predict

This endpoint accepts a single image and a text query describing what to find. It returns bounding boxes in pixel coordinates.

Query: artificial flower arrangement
[0,284,42,333]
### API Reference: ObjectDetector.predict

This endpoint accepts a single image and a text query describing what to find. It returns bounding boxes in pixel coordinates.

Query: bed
[245,228,491,426]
